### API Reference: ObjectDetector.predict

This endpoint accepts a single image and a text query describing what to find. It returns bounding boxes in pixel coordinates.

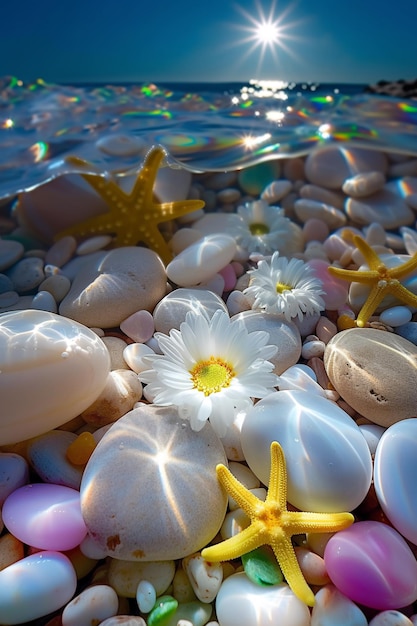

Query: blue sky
[1,0,416,85]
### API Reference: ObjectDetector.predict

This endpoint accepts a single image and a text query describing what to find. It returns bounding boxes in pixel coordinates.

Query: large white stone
[0,310,110,445]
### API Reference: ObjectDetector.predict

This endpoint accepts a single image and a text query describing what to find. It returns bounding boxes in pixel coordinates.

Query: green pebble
[238,161,280,196]
[147,595,178,626]
[163,601,213,626]
[242,545,284,586]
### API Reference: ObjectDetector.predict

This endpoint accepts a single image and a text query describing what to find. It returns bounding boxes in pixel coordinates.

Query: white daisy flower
[139,309,278,437]
[244,251,326,322]
[237,200,303,257]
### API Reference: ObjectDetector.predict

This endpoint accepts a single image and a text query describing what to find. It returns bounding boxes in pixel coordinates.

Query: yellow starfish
[201,441,354,607]
[328,234,417,328]
[55,146,204,264]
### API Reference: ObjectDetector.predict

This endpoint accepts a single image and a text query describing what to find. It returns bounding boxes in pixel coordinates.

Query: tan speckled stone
[80,405,227,561]
[324,328,417,427]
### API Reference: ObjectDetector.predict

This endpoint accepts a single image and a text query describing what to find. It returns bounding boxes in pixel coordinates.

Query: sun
[232,0,304,73]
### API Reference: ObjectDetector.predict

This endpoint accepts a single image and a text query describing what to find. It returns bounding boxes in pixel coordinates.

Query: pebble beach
[1,80,417,626]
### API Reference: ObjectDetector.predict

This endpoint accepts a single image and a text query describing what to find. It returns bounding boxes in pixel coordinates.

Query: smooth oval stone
[108,559,175,598]
[294,198,347,229]
[166,234,236,287]
[80,404,227,561]
[153,287,228,334]
[374,418,417,545]
[368,611,414,626]
[6,256,45,293]
[0,240,25,272]
[305,146,387,189]
[342,171,386,197]
[27,430,84,489]
[0,551,77,625]
[379,305,412,327]
[324,328,417,426]
[216,572,311,626]
[62,584,119,626]
[231,311,301,375]
[2,483,87,551]
[324,521,417,609]
[240,390,372,512]
[59,247,167,328]
[31,289,58,313]
[0,453,29,506]
[261,179,292,203]
[39,274,71,303]
[0,310,110,445]
[346,188,414,228]
[311,584,368,626]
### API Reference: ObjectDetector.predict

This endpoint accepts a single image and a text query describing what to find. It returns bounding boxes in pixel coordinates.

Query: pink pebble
[120,310,155,343]
[307,259,349,310]
[324,521,417,609]
[218,263,237,292]
[302,218,330,243]
[2,483,87,551]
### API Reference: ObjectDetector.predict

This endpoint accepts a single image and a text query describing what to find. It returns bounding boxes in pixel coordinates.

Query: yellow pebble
[337,314,357,331]
[66,432,96,465]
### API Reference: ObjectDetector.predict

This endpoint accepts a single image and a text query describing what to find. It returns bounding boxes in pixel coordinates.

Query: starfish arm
[156,199,205,222]
[271,536,315,607]
[355,283,392,327]
[351,235,386,271]
[386,282,417,308]
[131,146,165,203]
[216,464,261,518]
[201,523,263,562]
[286,510,354,535]
[266,442,287,509]
[328,265,378,284]
[390,253,417,278]
[55,210,117,240]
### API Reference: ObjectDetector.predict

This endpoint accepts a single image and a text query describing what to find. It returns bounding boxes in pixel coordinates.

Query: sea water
[1,76,416,199]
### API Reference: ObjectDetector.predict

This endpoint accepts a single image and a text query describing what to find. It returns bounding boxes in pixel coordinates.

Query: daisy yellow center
[190,356,235,396]
[250,222,270,235]
[276,281,293,293]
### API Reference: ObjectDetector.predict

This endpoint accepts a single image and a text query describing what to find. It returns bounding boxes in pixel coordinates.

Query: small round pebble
[310,584,367,626]
[108,559,175,598]
[0,239,25,272]
[0,453,29,506]
[215,572,310,626]
[368,611,414,626]
[6,256,45,292]
[76,235,113,255]
[120,309,155,343]
[166,234,236,287]
[379,305,412,327]
[62,584,119,626]
[27,430,84,489]
[342,171,386,197]
[137,580,157,613]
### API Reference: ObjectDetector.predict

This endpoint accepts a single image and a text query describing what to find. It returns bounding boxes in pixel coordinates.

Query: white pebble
[261,179,292,203]
[379,305,412,327]
[76,235,113,255]
[31,290,58,313]
[359,424,386,456]
[183,553,223,603]
[120,309,155,343]
[342,171,386,197]
[123,343,155,373]
[294,198,347,229]
[62,584,119,626]
[368,610,414,626]
[136,579,156,613]
[311,584,367,626]
[216,572,311,626]
[217,187,241,204]
[226,290,251,316]
[166,234,236,287]
[301,339,325,359]
[169,228,203,255]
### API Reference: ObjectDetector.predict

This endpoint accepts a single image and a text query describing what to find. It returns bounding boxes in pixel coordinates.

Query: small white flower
[237,200,302,257]
[139,309,278,437]
[244,251,326,322]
